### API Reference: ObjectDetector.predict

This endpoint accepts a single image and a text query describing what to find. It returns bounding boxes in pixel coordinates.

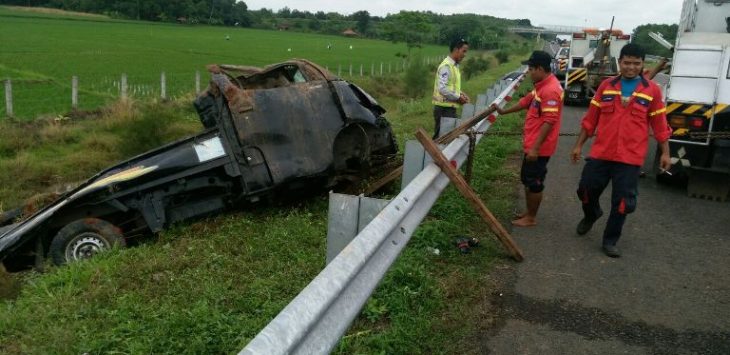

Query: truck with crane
[650,0,730,201]
[563,19,631,104]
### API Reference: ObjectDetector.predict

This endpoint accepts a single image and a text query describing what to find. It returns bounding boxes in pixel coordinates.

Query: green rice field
[0,6,444,119]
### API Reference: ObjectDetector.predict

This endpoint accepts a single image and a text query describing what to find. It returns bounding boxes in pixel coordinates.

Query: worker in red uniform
[493,50,564,227]
[570,43,672,257]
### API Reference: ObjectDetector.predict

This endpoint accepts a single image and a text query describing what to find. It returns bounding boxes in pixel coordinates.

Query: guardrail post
[476,94,487,111]
[460,103,476,120]
[160,71,166,99]
[4,79,12,117]
[195,70,201,93]
[326,193,390,264]
[120,74,127,100]
[71,76,78,110]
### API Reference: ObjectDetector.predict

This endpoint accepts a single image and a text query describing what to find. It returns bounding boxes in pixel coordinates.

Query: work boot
[576,210,603,235]
[602,245,621,258]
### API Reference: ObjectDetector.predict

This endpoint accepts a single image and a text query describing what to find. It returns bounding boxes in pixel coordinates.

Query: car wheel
[49,218,125,265]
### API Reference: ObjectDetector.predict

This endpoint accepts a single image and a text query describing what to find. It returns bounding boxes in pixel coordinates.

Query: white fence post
[71,76,78,110]
[4,79,12,117]
[195,70,200,93]
[359,64,363,77]
[160,71,166,99]
[121,74,128,99]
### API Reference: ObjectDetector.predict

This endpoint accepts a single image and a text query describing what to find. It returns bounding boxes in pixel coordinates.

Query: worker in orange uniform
[570,43,672,258]
[493,51,564,227]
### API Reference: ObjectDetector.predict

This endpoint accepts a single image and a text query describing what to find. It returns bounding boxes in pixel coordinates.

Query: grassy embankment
[0,6,531,354]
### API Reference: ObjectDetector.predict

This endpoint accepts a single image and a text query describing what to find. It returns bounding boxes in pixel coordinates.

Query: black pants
[432,106,457,139]
[577,159,640,246]
[520,155,550,193]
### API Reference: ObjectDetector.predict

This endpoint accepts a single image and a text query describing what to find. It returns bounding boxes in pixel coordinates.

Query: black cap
[522,50,552,71]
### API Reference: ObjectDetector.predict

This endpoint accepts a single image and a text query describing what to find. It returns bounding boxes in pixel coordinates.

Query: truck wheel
[49,218,125,265]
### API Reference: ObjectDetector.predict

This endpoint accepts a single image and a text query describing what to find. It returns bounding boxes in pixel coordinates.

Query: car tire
[49,218,126,265]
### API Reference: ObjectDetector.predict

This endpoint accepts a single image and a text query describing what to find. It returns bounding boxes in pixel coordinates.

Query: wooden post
[465,132,477,184]
[360,64,363,77]
[371,63,374,76]
[380,62,383,76]
[121,74,128,100]
[349,63,352,76]
[4,79,12,117]
[415,128,524,262]
[160,71,167,99]
[195,70,201,93]
[71,76,78,110]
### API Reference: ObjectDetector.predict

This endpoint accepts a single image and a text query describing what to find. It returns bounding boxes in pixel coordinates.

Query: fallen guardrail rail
[240,66,528,355]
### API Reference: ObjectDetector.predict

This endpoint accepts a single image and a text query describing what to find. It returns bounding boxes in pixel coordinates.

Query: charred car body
[0,59,397,266]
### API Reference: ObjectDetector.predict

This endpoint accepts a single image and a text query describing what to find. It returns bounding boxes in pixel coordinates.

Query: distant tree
[381,11,432,57]
[631,23,678,58]
[351,10,371,35]
[277,6,291,18]
[438,14,485,49]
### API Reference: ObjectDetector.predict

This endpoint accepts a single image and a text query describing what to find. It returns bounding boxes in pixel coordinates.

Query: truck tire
[49,218,125,265]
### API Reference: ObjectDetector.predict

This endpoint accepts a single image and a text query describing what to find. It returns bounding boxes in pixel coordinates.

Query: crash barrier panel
[240,67,527,355]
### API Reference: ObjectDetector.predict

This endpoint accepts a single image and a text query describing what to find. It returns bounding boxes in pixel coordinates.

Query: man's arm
[571,128,590,163]
[648,86,672,171]
[493,103,526,115]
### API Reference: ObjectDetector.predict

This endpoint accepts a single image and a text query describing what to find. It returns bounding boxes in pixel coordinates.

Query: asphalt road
[483,105,730,355]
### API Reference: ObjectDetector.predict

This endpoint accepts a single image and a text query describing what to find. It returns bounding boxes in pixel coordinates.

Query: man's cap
[522,51,552,69]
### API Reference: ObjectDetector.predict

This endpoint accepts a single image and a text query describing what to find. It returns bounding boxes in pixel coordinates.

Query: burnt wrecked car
[0,59,397,267]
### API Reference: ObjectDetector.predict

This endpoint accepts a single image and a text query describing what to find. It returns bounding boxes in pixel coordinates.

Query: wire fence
[1,56,445,120]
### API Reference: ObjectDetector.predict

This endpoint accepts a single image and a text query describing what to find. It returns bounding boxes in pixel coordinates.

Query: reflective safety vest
[432,57,461,108]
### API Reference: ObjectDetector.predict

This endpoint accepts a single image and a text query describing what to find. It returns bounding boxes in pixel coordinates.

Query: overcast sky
[244,0,685,33]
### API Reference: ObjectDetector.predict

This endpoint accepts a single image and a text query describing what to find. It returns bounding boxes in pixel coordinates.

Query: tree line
[0,0,534,50]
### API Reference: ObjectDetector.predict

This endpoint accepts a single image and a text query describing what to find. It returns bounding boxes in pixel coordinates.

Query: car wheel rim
[66,232,109,261]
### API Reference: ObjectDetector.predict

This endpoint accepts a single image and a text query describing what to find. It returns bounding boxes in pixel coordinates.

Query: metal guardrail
[240,68,527,355]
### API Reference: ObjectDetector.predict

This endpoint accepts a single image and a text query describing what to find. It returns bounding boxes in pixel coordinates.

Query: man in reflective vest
[570,43,672,258]
[493,50,564,227]
[432,38,470,139]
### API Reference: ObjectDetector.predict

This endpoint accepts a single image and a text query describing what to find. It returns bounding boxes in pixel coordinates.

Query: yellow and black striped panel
[559,59,567,71]
[666,101,730,137]
[665,102,730,118]
[566,68,587,86]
